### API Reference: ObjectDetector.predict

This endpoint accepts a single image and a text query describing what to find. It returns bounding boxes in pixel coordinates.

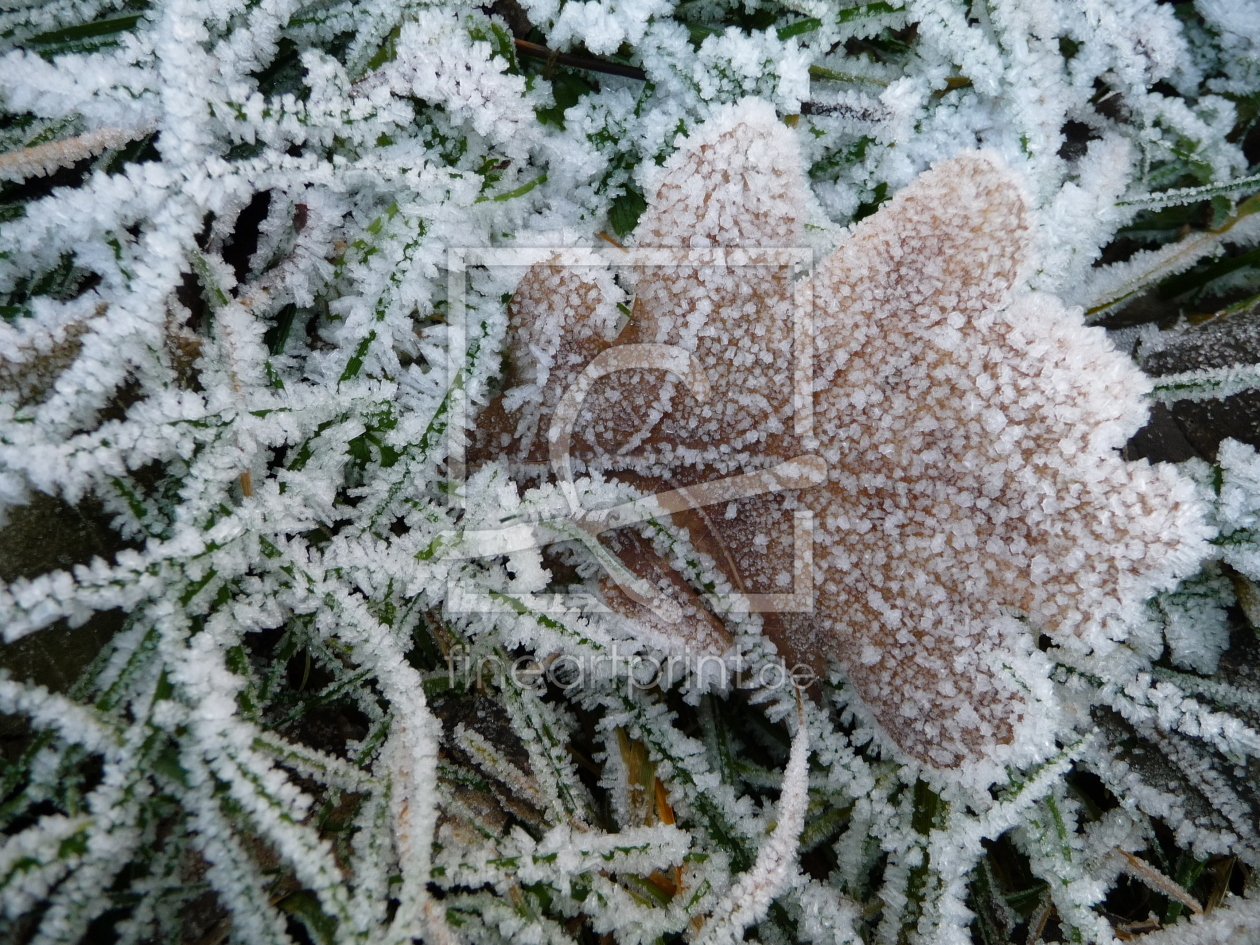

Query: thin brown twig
[1117,850,1204,915]
[513,38,646,80]
[596,231,628,250]
[1025,892,1052,945]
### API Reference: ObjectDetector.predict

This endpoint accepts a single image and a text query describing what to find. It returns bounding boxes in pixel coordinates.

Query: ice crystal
[480,99,1211,770]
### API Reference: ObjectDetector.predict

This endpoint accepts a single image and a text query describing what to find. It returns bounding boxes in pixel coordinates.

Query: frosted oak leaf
[472,99,1210,769]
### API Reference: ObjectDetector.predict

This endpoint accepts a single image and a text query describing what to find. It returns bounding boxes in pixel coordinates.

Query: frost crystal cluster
[1,1,1260,944]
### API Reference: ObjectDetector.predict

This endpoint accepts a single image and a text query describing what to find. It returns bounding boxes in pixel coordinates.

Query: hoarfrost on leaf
[478,97,1211,775]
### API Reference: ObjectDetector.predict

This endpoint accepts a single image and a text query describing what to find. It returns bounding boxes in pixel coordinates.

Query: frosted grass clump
[1,1,1259,944]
